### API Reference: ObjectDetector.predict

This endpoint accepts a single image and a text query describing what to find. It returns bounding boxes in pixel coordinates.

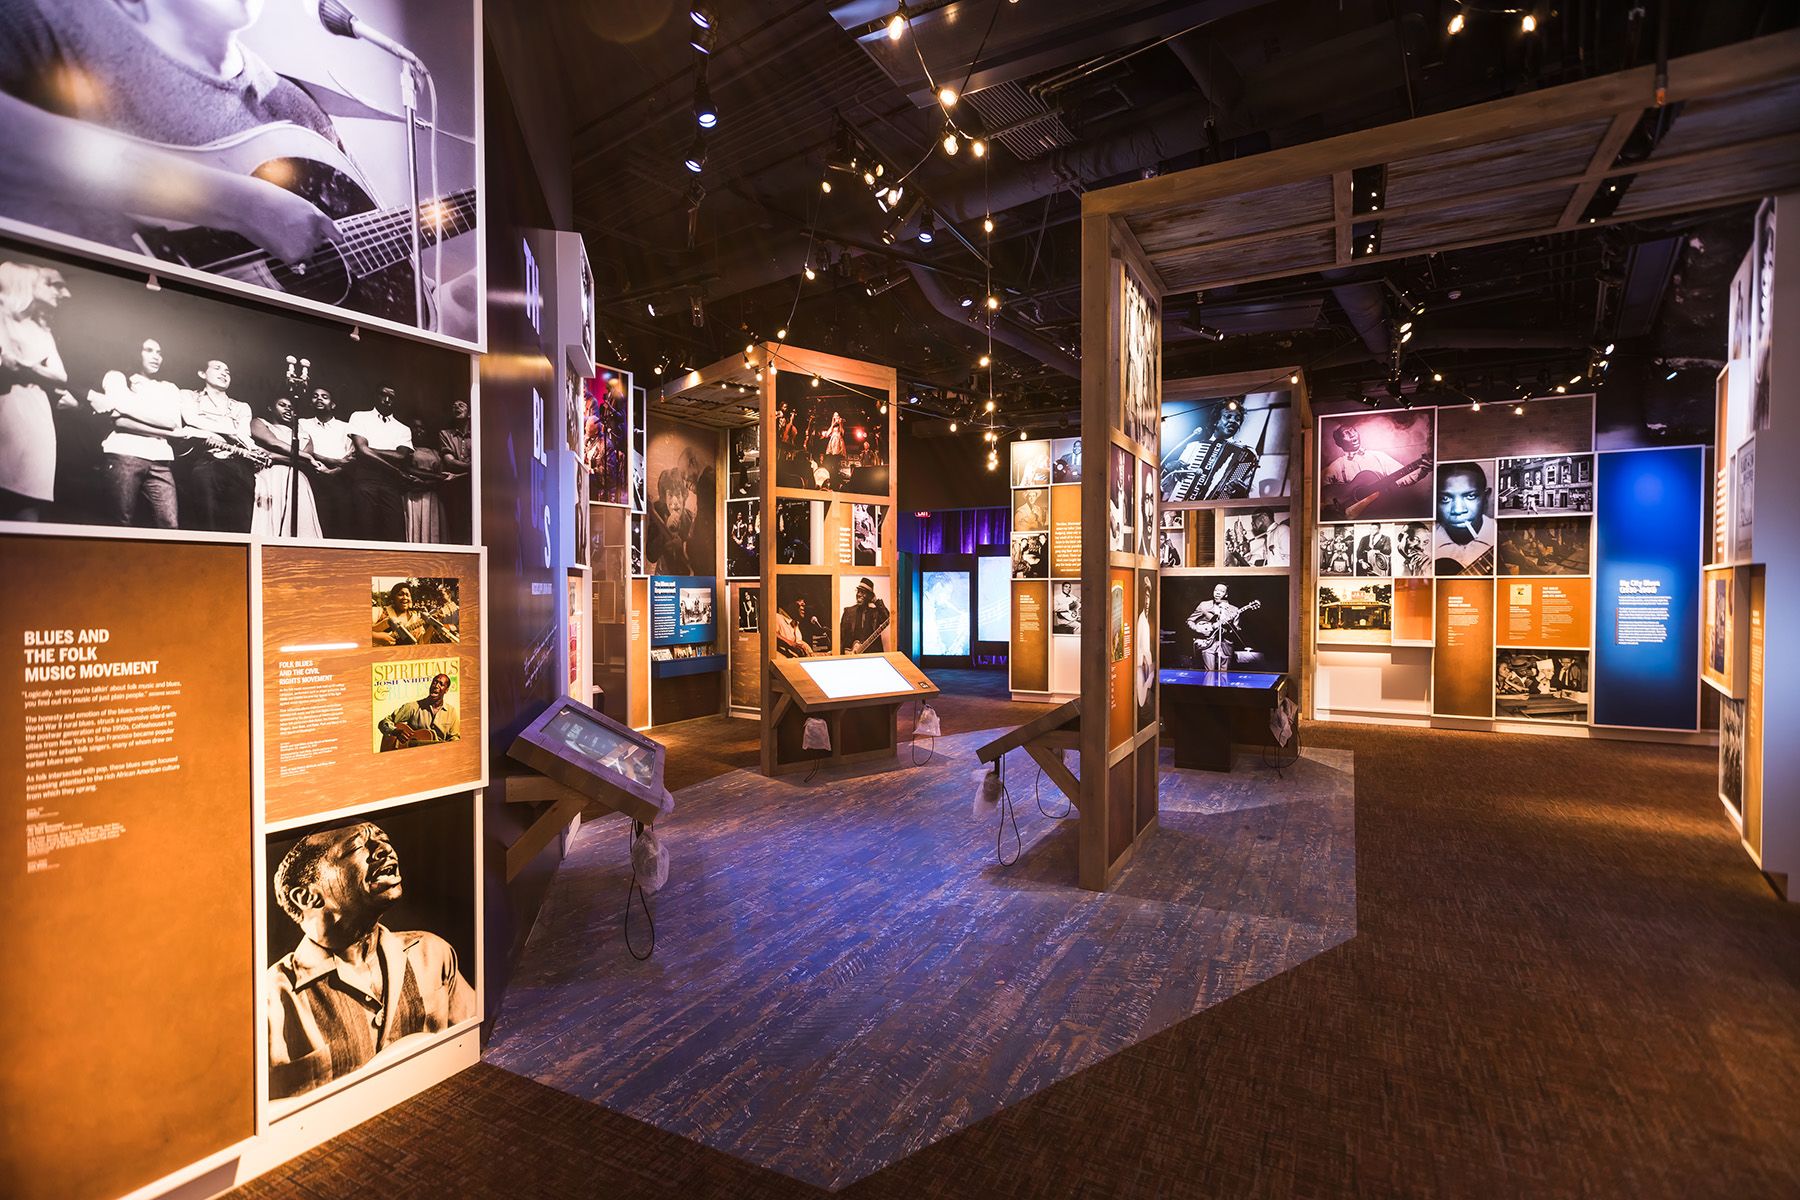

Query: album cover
[372,657,462,752]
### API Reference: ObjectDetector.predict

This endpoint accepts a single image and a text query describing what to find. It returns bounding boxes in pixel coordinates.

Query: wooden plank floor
[484,731,1355,1190]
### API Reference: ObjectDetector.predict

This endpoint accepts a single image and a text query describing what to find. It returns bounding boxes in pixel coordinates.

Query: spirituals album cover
[0,1,484,347]
[1317,409,1435,523]
[370,576,461,646]
[372,656,461,751]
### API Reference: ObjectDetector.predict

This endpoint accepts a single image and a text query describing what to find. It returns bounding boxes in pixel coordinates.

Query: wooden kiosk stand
[767,651,938,775]
[504,696,673,879]
[977,697,1082,811]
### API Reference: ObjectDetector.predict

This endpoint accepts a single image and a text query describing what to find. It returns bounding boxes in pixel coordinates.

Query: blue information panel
[650,575,716,647]
[1593,446,1702,729]
[1160,669,1284,691]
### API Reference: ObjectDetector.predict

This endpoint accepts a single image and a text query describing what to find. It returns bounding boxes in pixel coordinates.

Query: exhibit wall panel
[3,533,256,1200]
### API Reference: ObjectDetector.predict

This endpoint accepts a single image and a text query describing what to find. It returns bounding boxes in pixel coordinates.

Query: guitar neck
[335,189,478,278]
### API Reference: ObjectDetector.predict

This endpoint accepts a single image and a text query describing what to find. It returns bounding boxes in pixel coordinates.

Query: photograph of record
[1319,526,1355,577]
[1012,438,1051,488]
[1218,507,1291,567]
[1497,455,1593,516]
[265,793,476,1109]
[1051,436,1083,483]
[1159,391,1293,502]
[1108,443,1135,554]
[1497,516,1590,575]
[1495,649,1590,722]
[0,240,472,537]
[1160,574,1289,672]
[771,373,888,494]
[1433,460,1498,575]
[0,2,483,347]
[1012,531,1048,579]
[1318,410,1434,522]
[1013,487,1048,533]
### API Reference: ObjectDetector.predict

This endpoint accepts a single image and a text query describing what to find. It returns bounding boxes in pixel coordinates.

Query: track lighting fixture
[683,136,707,173]
[689,24,714,54]
[688,5,713,30]
[917,211,936,244]
[693,68,717,129]
[958,294,974,308]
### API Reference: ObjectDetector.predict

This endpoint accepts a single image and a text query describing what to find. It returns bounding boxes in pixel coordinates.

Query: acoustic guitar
[118,124,477,323]
[849,614,891,654]
[380,721,444,752]
[1322,454,1432,522]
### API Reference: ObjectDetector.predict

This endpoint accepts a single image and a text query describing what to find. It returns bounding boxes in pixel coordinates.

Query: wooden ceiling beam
[1557,111,1645,230]
[1332,171,1353,266]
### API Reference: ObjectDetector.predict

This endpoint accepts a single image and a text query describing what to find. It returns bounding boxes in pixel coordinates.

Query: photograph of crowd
[772,374,889,495]
[0,244,473,540]
[1497,516,1590,575]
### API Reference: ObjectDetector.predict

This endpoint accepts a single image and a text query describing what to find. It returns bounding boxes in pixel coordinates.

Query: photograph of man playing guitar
[1319,414,1433,523]
[377,671,459,751]
[0,0,479,341]
[1187,583,1261,672]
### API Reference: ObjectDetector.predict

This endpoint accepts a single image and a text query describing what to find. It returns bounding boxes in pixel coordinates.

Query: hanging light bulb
[810,374,821,388]
[942,131,959,155]
[820,178,832,193]
[776,327,788,340]
[1521,12,1537,33]
[984,398,995,412]
[978,353,991,368]
[982,215,994,234]
[1018,429,1027,440]
[938,85,958,108]
[1289,372,1300,384]
[886,4,906,40]
[985,294,1000,311]
[1447,11,1465,35]
[803,263,816,281]
[971,138,987,158]
[949,420,959,432]
[1471,399,1482,411]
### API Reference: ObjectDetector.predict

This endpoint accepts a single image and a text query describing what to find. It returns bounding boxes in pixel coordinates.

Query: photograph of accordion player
[1159,392,1291,502]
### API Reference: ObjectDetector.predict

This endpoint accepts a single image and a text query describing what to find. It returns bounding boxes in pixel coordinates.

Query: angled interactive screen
[798,655,912,700]
[921,571,971,657]
[977,556,1011,642]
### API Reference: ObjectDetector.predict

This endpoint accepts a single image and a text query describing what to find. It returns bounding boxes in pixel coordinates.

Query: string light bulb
[810,374,821,388]
[1447,11,1464,34]
[1288,372,1299,384]
[978,353,991,368]
[1521,13,1537,33]
[949,421,959,432]
[776,327,788,340]
[942,131,959,155]
[820,178,832,193]
[803,263,816,281]
[971,138,987,158]
[984,398,995,412]
[937,85,958,107]
[982,215,994,234]
[985,294,1000,311]
[886,5,906,40]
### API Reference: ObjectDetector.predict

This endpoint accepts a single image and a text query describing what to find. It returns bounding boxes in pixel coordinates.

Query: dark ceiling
[547,0,1794,427]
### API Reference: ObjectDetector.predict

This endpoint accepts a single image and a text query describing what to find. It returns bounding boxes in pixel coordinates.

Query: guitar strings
[187,189,476,280]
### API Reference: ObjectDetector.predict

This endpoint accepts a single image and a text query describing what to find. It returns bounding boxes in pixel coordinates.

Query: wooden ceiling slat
[1382,194,1569,254]
[1385,120,1611,208]
[1158,230,1337,293]
[1127,178,1332,253]
[1616,138,1800,216]
[1648,77,1800,160]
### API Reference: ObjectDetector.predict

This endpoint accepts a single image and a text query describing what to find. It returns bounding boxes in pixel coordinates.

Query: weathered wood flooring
[485,732,1355,1190]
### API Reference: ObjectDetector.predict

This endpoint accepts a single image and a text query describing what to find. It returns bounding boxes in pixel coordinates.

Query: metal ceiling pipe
[903,262,1081,378]
[1168,32,1246,113]
[1328,280,1391,361]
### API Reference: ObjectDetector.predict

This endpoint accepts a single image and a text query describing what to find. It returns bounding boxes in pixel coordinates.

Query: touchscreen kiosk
[509,697,672,825]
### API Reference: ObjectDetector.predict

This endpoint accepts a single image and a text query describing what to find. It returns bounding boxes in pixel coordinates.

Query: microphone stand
[400,61,425,330]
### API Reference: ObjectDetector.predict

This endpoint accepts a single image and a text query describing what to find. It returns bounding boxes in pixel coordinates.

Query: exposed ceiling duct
[903,262,1080,378]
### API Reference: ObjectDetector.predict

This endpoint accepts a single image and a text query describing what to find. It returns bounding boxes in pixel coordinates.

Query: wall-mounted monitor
[977,556,1011,642]
[921,571,971,656]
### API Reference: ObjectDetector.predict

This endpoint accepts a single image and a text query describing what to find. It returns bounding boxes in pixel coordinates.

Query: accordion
[1163,441,1259,501]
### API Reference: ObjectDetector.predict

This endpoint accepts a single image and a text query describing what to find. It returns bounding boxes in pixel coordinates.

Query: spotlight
[1666,367,1678,380]
[689,25,714,54]
[971,138,987,158]
[958,294,974,308]
[647,299,658,317]
[689,5,713,30]
[938,85,958,107]
[1447,11,1465,35]
[909,394,920,404]
[693,70,717,129]
[1521,13,1537,33]
[942,131,959,155]
[683,136,707,173]
[1554,385,1566,393]
[886,4,906,40]
[1399,320,1413,333]
[1569,373,1583,384]
[917,211,936,244]
[1604,342,1615,354]
[863,168,877,186]
[884,185,904,207]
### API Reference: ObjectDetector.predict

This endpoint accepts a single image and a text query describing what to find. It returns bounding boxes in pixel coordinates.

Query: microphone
[317,0,426,70]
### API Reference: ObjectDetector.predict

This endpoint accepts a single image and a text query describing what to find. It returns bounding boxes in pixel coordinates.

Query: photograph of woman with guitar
[1318,412,1433,523]
[0,0,481,345]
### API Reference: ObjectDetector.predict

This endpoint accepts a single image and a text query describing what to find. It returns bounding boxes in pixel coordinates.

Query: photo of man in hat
[839,575,892,654]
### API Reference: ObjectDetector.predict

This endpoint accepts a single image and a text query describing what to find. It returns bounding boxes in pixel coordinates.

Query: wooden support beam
[506,792,586,883]
[1558,110,1648,229]
[1024,741,1082,810]
[1332,171,1353,265]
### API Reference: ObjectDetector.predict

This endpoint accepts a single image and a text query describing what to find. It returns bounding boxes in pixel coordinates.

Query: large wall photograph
[1160,574,1290,673]
[772,372,888,495]
[644,419,717,576]
[1158,390,1293,502]
[0,0,484,348]
[0,239,473,539]
[1318,409,1435,523]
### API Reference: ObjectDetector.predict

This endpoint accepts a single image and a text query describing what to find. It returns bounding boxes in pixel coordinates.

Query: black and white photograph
[1317,409,1434,522]
[1319,526,1356,577]
[852,502,885,567]
[774,574,832,657]
[772,373,888,494]
[371,576,461,646]
[1138,457,1158,557]
[0,241,472,536]
[1495,649,1590,722]
[1497,455,1593,516]
[1013,486,1048,533]
[644,420,716,577]
[1218,508,1291,567]
[838,574,893,655]
[679,585,714,630]
[1011,438,1051,488]
[1159,391,1293,502]
[1434,460,1498,575]
[727,498,760,579]
[1134,569,1156,729]
[1108,442,1134,555]
[1750,197,1774,432]
[1318,581,1393,637]
[1051,435,1082,483]
[1160,522,1188,568]
[1012,530,1048,579]
[1120,270,1158,447]
[775,498,814,565]
[631,424,647,513]
[1160,574,1289,672]
[1352,522,1394,576]
[630,513,644,576]
[1497,516,1590,575]
[1051,579,1081,634]
[0,0,483,348]
[729,423,761,499]
[1392,521,1432,576]
[584,369,630,506]
[737,584,760,634]
[1720,696,1745,814]
[265,792,476,1109]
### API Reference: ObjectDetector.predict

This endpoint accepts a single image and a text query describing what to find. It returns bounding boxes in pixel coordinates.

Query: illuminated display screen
[798,655,914,699]
[921,571,971,656]
[541,705,656,786]
[977,556,1010,643]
